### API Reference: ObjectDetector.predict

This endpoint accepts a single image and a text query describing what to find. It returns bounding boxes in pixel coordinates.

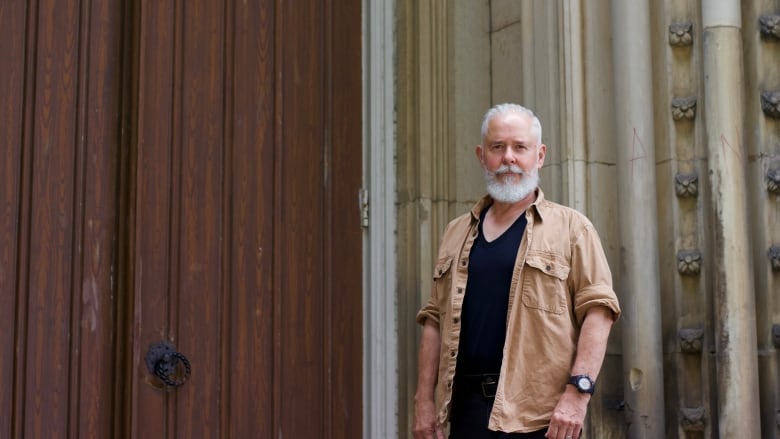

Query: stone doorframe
[363,0,398,438]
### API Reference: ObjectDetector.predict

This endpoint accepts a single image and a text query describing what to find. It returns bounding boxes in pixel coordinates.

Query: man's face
[476,113,546,203]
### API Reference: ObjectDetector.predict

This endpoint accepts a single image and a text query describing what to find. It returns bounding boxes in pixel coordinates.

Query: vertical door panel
[75,0,123,436]
[278,0,326,435]
[24,2,80,434]
[128,0,361,437]
[226,0,276,436]
[176,0,225,435]
[0,0,122,437]
[329,0,364,433]
[0,0,29,437]
[0,0,27,434]
[130,0,176,436]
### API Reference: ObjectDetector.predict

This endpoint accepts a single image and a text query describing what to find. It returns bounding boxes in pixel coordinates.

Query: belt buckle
[480,376,497,398]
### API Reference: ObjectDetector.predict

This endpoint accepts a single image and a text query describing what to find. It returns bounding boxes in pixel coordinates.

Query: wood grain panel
[0,0,27,435]
[328,0,363,435]
[176,0,225,435]
[278,0,326,436]
[113,2,140,435]
[130,0,176,436]
[226,0,276,436]
[1,1,122,437]
[72,0,123,436]
[24,1,80,437]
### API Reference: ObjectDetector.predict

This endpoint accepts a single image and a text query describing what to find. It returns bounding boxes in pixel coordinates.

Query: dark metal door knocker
[145,341,191,388]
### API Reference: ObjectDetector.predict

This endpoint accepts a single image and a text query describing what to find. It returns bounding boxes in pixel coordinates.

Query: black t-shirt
[455,208,527,375]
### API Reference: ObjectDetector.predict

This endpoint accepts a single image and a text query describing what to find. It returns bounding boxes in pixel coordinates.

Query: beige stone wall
[397,0,780,438]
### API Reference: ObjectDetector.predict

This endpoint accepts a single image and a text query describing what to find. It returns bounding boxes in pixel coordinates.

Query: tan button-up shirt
[416,189,621,433]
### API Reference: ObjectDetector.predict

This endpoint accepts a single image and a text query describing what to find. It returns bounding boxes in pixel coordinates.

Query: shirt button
[447,381,452,389]
[450,350,457,357]
[453,317,460,324]
[461,258,468,266]
[546,264,552,271]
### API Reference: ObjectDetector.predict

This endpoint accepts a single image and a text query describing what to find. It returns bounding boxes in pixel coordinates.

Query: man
[413,104,621,439]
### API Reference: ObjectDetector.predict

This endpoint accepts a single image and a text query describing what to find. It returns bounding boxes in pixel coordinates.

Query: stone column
[701,1,762,437]
[610,0,666,437]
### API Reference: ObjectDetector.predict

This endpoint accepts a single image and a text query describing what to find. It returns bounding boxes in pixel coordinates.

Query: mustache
[486,164,525,177]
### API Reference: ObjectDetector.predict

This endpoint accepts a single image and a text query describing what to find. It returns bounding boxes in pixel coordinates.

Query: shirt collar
[530,188,546,222]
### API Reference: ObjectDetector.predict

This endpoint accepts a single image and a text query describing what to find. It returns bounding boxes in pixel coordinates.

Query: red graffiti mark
[629,128,647,177]
[719,127,744,164]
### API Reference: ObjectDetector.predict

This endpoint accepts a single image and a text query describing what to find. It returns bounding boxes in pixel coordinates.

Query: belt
[454,373,500,398]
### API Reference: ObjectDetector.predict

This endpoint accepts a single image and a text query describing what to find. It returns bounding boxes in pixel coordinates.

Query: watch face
[577,377,592,390]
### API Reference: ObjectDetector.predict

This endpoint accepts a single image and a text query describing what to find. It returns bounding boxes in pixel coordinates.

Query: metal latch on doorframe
[359,188,369,228]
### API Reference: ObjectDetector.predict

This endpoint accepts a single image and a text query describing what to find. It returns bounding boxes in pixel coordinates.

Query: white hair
[480,103,543,147]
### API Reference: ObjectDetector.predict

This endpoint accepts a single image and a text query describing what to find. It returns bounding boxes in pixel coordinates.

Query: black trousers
[449,391,548,439]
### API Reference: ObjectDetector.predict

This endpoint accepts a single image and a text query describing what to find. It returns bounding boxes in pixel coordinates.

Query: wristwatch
[568,375,595,394]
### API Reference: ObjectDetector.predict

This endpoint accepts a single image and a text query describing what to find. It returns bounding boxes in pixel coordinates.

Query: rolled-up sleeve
[416,298,440,326]
[569,224,621,325]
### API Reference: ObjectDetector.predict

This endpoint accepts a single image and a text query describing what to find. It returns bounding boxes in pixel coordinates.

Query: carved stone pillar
[396,0,455,435]
[610,0,667,437]
[744,4,780,438]
[701,1,761,437]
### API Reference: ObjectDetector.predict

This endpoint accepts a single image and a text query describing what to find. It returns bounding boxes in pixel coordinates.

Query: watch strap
[568,374,595,394]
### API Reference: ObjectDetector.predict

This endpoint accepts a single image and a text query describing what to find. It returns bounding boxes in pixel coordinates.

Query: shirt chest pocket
[521,251,570,314]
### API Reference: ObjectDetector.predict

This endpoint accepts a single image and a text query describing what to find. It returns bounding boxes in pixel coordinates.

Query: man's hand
[545,386,589,439]
[413,320,444,438]
[412,398,445,439]
[546,306,614,438]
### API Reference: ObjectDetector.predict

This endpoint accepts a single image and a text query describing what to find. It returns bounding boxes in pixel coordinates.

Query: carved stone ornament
[675,172,698,198]
[773,324,780,349]
[680,406,706,432]
[679,327,704,353]
[769,245,780,272]
[669,21,694,46]
[767,167,780,194]
[671,96,697,121]
[761,90,780,118]
[759,14,780,40]
[677,250,702,275]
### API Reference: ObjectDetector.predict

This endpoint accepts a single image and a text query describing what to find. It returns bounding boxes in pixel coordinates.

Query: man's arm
[412,319,445,439]
[546,306,615,439]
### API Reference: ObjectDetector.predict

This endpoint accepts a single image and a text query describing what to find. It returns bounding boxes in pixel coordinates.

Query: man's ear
[475,145,484,164]
[536,144,547,168]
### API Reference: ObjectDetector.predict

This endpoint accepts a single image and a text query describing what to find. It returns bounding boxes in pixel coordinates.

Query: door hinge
[359,188,369,228]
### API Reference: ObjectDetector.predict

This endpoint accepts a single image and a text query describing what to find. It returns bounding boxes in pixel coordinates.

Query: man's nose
[502,148,517,164]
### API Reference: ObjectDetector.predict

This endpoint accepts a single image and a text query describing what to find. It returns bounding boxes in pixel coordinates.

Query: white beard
[484,164,539,204]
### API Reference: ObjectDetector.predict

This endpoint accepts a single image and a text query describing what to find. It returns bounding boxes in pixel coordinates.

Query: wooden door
[0,0,362,437]
[0,1,124,437]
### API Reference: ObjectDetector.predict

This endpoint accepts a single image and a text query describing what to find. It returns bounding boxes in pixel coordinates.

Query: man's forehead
[488,113,531,129]
[486,114,534,138]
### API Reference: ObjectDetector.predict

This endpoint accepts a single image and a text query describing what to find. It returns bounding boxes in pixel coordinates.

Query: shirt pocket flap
[525,252,570,280]
[433,255,454,279]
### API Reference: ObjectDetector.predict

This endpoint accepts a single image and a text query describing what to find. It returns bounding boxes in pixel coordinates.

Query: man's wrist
[567,374,596,394]
[413,391,435,404]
